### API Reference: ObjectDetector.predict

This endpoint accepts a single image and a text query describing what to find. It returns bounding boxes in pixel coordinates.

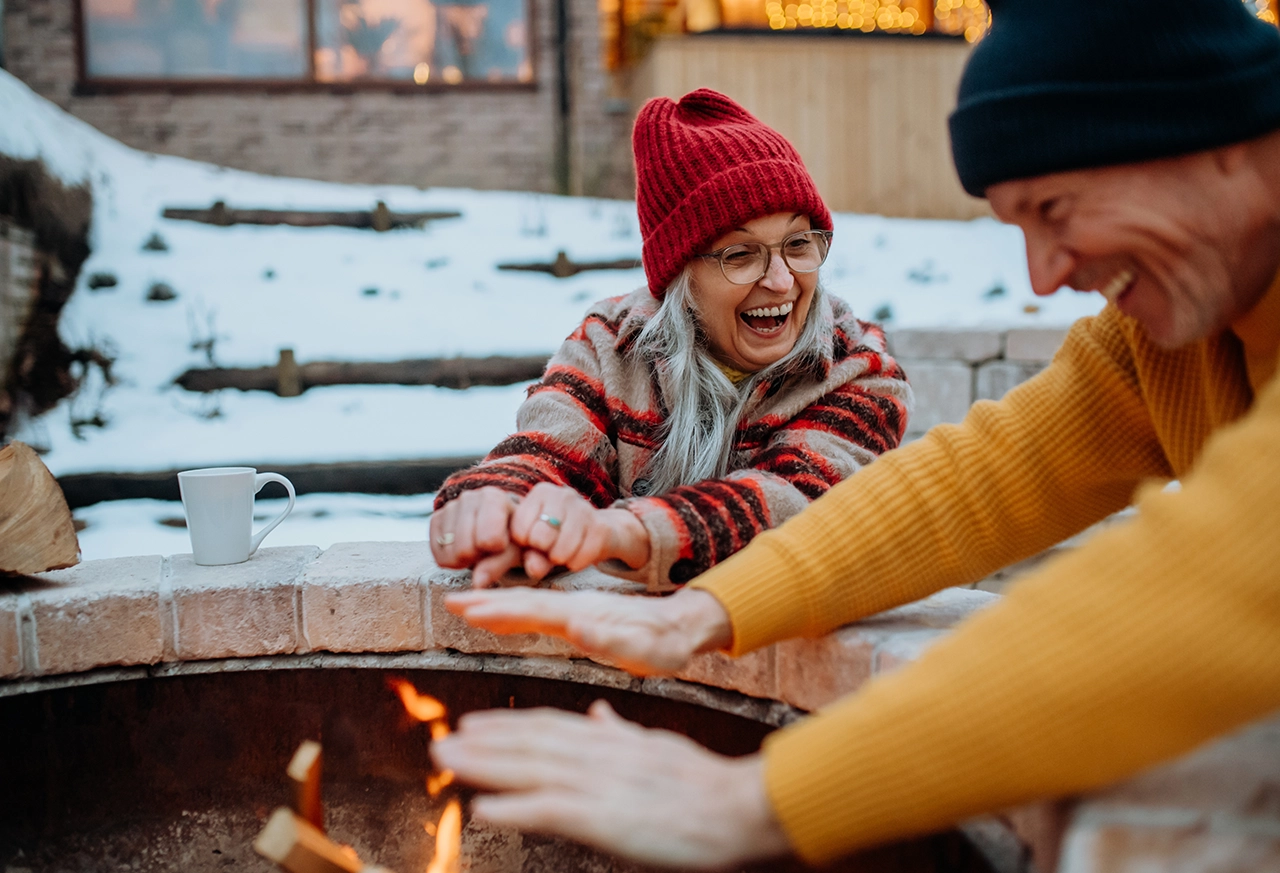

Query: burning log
[254,807,393,873]
[0,440,78,574]
[288,740,324,831]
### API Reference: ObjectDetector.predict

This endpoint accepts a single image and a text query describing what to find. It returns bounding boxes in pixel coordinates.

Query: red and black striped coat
[436,289,912,590]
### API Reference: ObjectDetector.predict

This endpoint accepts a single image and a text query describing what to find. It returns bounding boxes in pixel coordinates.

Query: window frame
[72,0,539,93]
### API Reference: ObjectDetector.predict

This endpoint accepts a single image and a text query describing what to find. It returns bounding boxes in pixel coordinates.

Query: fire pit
[0,543,1014,872]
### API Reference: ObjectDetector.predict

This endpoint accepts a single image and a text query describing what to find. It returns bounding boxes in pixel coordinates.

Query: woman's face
[691,212,820,372]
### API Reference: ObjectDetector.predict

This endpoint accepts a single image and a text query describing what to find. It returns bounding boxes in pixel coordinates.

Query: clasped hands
[430,483,651,589]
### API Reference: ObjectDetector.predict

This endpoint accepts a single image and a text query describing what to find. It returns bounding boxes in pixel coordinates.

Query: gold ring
[435,533,455,546]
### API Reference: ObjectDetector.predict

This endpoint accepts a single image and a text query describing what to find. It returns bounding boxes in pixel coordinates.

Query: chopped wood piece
[288,740,324,831]
[0,441,78,574]
[254,807,367,873]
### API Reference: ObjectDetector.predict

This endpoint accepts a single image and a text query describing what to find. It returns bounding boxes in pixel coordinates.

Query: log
[254,807,394,873]
[0,441,79,574]
[174,354,550,394]
[162,203,461,230]
[57,456,483,509]
[288,740,324,832]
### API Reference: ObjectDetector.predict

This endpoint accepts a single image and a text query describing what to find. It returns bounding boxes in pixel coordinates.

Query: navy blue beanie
[949,0,1280,197]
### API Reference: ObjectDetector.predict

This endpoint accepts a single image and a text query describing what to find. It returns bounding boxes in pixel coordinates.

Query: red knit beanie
[633,88,832,298]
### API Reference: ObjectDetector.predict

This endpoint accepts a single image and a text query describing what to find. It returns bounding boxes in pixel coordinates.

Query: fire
[389,679,462,873]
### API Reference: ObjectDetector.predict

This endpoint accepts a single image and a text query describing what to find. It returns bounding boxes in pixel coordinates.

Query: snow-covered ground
[1,70,1103,559]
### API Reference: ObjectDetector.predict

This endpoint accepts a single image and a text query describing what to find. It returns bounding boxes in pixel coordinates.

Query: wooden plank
[174,354,550,394]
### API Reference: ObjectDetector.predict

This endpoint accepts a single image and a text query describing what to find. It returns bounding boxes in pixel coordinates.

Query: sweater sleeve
[757,346,1280,864]
[607,354,912,591]
[690,307,1173,651]
[434,328,620,510]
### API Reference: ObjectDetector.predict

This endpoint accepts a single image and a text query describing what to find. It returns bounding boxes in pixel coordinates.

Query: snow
[0,69,1103,560]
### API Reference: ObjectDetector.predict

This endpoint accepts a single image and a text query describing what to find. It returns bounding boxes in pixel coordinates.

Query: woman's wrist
[603,508,651,569]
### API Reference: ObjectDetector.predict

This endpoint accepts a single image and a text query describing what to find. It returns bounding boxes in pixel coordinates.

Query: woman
[430,88,911,590]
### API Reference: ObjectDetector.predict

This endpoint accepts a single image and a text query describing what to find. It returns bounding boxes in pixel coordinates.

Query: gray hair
[629,265,828,495]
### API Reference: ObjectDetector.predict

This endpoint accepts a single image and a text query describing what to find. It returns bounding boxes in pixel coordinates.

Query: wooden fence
[631,33,991,220]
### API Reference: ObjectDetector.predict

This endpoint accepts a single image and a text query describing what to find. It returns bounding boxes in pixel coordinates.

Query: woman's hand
[430,487,529,588]
[445,587,732,676]
[431,700,790,870]
[509,483,651,580]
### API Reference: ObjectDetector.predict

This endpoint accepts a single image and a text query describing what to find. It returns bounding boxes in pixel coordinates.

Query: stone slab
[168,546,319,660]
[1005,327,1069,363]
[776,627,876,712]
[301,541,431,653]
[898,359,973,435]
[30,555,164,675]
[677,646,778,701]
[0,594,21,679]
[427,569,578,659]
[974,360,1046,402]
[889,329,1003,363]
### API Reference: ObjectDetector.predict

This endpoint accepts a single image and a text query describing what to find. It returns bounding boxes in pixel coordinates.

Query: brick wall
[1,0,635,198]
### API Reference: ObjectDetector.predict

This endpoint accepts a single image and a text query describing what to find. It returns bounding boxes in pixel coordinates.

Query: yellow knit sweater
[690,281,1280,863]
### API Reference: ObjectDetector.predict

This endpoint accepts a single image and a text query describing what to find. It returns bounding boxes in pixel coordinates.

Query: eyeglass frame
[694,229,834,286]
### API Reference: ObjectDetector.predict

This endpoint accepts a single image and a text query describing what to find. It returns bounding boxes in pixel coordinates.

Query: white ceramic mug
[177,467,296,566]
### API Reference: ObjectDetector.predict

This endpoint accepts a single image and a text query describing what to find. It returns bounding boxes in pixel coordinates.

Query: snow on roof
[1,68,1102,477]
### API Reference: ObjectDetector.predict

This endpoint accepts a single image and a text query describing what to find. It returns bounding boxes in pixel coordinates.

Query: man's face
[988,153,1263,348]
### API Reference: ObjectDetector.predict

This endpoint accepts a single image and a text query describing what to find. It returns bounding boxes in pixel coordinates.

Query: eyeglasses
[696,229,833,285]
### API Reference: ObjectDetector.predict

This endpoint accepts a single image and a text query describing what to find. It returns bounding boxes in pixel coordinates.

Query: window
[79,0,533,86]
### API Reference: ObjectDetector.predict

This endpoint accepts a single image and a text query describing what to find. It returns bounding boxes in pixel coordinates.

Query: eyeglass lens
[719,231,830,285]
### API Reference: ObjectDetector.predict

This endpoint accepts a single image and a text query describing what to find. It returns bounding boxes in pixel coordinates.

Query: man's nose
[1025,237,1075,297]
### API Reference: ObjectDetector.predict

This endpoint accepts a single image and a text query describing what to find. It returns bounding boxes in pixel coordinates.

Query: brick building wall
[1,0,637,198]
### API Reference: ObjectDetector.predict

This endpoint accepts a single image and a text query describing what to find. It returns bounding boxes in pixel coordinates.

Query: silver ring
[435,533,455,546]
[538,514,562,529]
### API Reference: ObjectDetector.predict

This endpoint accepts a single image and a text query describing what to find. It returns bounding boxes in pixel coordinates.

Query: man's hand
[444,587,732,675]
[509,483,651,579]
[430,487,529,588]
[431,700,790,870]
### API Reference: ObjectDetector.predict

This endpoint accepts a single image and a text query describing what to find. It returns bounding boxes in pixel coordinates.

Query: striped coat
[436,289,913,590]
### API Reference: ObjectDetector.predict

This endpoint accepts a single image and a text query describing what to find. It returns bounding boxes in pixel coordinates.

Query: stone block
[300,542,432,654]
[30,555,164,675]
[898,359,973,435]
[776,628,876,712]
[974,360,1046,402]
[426,568,578,658]
[0,594,21,679]
[677,647,778,701]
[888,329,1003,363]
[1005,327,1069,363]
[168,546,319,661]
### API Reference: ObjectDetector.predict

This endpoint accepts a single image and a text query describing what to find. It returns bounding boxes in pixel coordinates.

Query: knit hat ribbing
[633,89,831,298]
[949,0,1280,197]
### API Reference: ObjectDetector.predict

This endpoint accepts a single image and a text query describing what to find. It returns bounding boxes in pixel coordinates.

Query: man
[432,0,1280,867]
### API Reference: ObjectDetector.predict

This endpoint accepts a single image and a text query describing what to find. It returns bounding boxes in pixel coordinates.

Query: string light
[753,0,988,38]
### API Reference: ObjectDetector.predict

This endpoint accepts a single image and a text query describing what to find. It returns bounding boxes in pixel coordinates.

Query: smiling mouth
[1098,269,1136,305]
[741,301,793,335]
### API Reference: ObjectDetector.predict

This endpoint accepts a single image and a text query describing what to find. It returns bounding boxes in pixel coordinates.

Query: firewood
[255,807,394,873]
[0,441,78,574]
[288,740,324,831]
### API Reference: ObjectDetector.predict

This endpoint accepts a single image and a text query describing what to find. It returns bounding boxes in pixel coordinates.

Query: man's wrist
[669,588,733,653]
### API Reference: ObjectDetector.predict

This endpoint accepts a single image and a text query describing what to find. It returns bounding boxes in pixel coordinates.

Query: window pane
[315,0,532,84]
[83,0,309,79]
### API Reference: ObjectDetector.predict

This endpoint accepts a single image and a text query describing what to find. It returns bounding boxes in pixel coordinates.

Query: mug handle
[249,472,296,555]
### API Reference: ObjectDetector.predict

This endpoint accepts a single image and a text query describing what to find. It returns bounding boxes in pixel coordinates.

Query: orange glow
[390,678,447,723]
[427,770,456,797]
[426,799,462,873]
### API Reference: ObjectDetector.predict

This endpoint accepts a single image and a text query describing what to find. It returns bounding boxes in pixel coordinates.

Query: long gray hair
[629,265,828,495]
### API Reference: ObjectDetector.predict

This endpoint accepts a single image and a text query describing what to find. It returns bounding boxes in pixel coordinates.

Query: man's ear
[1212,142,1250,177]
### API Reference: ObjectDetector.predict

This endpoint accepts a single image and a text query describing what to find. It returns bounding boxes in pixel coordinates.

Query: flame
[390,678,447,723]
[426,799,462,873]
[390,678,462,873]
